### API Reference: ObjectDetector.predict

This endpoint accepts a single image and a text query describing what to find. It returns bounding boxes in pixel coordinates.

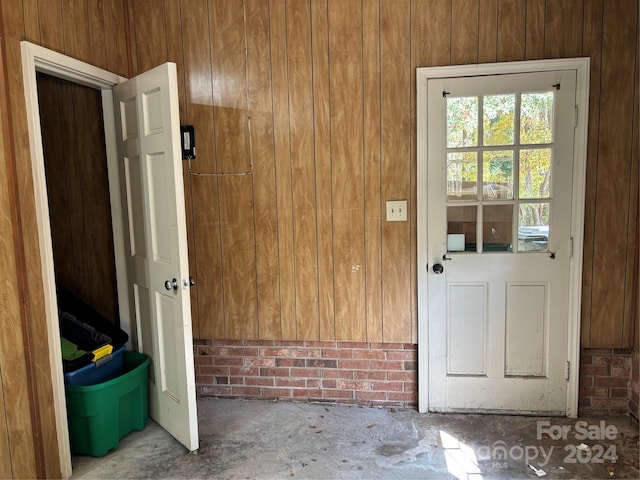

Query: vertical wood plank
[182,0,225,338]
[590,0,637,347]
[451,0,479,65]
[479,0,498,63]
[328,0,365,341]
[23,0,40,43]
[270,0,296,339]
[524,0,545,60]
[62,0,91,62]
[0,374,11,479]
[381,0,411,343]
[103,0,130,77]
[311,0,335,340]
[544,0,583,58]
[37,0,64,52]
[363,0,382,342]
[126,0,139,75]
[246,0,282,340]
[287,0,319,340]
[87,0,108,70]
[412,0,451,67]
[580,0,604,346]
[496,0,525,62]
[132,0,168,73]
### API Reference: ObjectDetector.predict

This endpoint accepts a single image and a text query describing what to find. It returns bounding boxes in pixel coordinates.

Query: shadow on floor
[72,398,639,479]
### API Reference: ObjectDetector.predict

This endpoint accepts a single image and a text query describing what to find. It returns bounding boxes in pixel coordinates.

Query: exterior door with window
[422,69,577,414]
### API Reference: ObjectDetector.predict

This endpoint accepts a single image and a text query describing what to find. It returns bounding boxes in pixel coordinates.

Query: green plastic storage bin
[65,351,150,457]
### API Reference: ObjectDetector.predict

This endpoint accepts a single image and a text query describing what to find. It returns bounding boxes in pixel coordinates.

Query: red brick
[323,380,337,389]
[278,340,306,347]
[193,339,207,346]
[609,356,631,366]
[305,341,337,348]
[372,381,403,392]
[590,398,629,409]
[230,348,260,356]
[275,378,305,388]
[245,377,275,387]
[245,358,276,367]
[353,350,386,360]
[584,348,615,355]
[262,388,292,397]
[321,349,353,359]
[593,376,629,388]
[306,379,321,388]
[386,351,416,361]
[579,387,609,398]
[404,382,417,392]
[355,391,387,401]
[323,389,354,399]
[194,356,214,366]
[403,343,417,350]
[387,392,417,402]
[230,366,259,376]
[387,371,416,382]
[323,369,353,379]
[260,367,290,377]
[213,357,244,366]
[610,388,629,398]
[293,388,323,398]
[337,380,369,390]
[215,376,229,385]
[229,377,244,385]
[579,365,609,376]
[260,348,290,356]
[404,361,417,371]
[578,398,591,408]
[611,366,631,377]
[337,341,369,349]
[580,354,593,366]
[354,371,386,380]
[292,348,321,358]
[195,375,213,385]
[290,368,323,378]
[201,385,231,396]
[244,339,275,347]
[579,375,594,388]
[231,386,261,396]
[276,358,305,367]
[200,366,231,376]
[338,359,371,369]
[370,342,404,349]
[371,360,403,371]
[593,356,613,367]
[306,359,337,368]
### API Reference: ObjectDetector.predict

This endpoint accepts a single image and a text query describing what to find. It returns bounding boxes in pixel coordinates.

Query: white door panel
[113,63,199,451]
[424,69,576,414]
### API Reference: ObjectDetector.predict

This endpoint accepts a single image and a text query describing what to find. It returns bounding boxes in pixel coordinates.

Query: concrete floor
[72,398,639,479]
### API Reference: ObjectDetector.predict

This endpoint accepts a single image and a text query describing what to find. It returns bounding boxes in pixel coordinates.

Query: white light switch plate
[386,200,407,222]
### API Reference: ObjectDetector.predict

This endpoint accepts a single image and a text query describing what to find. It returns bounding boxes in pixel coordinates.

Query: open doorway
[21,42,199,478]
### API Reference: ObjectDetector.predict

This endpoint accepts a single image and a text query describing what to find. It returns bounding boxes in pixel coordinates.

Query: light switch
[386,200,407,222]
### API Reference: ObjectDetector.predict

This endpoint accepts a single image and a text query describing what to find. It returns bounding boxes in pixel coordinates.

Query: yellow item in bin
[92,344,113,362]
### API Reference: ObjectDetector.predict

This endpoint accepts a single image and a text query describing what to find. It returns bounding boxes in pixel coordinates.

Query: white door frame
[416,58,590,417]
[21,41,130,478]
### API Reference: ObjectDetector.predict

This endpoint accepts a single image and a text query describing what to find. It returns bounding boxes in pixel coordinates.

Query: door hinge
[570,236,574,258]
[574,106,578,128]
[566,361,571,381]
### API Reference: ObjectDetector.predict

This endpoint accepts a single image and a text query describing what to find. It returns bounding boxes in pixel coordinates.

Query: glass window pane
[447,96,478,147]
[483,204,513,252]
[483,94,515,146]
[520,92,554,144]
[483,150,514,200]
[519,148,551,199]
[448,205,477,252]
[447,152,477,200]
[518,203,550,252]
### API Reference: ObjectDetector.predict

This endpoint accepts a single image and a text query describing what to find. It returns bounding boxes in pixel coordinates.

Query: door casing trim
[20,41,128,478]
[416,57,590,417]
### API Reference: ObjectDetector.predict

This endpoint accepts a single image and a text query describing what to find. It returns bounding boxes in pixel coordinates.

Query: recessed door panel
[447,284,486,375]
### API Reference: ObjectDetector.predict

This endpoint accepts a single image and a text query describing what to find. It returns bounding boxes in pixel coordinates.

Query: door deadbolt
[164,278,179,291]
[432,263,444,274]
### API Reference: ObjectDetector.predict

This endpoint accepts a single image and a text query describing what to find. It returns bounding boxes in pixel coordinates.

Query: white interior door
[424,69,576,414]
[112,63,198,451]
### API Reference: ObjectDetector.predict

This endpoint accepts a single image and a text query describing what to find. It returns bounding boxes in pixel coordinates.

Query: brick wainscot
[194,340,417,407]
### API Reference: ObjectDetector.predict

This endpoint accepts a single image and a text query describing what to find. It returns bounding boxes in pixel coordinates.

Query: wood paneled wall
[36,73,119,324]
[126,0,638,347]
[0,1,132,478]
